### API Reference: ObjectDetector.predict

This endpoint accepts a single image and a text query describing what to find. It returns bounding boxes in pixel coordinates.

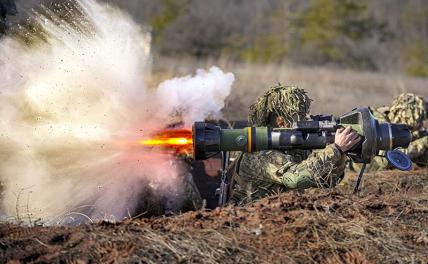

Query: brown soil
[1,168,428,264]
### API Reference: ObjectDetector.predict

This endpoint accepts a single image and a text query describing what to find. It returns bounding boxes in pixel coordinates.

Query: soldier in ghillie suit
[227,85,361,205]
[366,93,428,170]
[0,0,17,36]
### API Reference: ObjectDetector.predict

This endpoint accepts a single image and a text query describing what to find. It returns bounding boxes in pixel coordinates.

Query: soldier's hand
[335,126,361,152]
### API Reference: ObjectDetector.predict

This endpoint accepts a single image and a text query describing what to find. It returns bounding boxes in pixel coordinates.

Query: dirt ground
[1,168,427,264]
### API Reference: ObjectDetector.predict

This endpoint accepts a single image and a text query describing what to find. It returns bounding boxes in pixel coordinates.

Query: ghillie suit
[228,84,347,205]
[248,85,311,126]
[362,93,428,170]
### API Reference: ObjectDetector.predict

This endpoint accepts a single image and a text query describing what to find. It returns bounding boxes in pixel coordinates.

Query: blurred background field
[90,0,428,119]
[151,56,428,120]
[6,0,428,119]
[102,0,428,75]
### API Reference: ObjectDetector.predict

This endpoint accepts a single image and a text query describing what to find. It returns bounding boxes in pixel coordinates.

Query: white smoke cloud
[156,67,234,126]
[0,0,234,225]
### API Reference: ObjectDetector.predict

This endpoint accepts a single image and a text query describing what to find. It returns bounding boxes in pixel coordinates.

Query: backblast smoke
[0,0,234,224]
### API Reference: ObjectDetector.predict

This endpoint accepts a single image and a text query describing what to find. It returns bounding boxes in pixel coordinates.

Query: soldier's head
[249,84,311,127]
[388,93,427,131]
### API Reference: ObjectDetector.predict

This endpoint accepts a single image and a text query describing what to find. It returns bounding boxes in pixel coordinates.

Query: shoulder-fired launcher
[193,108,411,165]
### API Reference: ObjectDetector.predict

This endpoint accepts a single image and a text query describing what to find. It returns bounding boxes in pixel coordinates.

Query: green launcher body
[193,108,411,164]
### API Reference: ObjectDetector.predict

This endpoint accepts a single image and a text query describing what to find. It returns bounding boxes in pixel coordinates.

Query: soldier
[0,0,17,35]
[367,93,428,170]
[228,84,361,204]
[134,157,203,217]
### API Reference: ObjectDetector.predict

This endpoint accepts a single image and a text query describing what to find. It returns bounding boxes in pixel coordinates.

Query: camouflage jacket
[228,144,346,205]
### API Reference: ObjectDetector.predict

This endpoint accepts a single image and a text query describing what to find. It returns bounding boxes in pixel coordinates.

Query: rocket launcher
[193,108,413,195]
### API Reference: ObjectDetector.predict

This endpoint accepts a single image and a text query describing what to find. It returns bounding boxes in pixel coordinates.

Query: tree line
[3,0,428,77]
[109,0,428,77]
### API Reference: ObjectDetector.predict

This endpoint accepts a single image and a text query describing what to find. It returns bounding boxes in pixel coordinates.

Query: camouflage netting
[388,93,427,129]
[249,84,312,126]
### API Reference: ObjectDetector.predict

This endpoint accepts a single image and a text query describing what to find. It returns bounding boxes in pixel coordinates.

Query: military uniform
[227,85,347,205]
[229,146,346,204]
[359,93,428,171]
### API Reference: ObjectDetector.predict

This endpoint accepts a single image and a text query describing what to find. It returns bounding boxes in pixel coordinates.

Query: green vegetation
[236,35,288,64]
[16,0,427,77]
[292,0,387,68]
[7,0,428,76]
[150,0,190,48]
[401,3,428,77]
[405,42,428,77]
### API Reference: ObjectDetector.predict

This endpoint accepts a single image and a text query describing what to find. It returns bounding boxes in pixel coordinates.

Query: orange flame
[139,129,193,155]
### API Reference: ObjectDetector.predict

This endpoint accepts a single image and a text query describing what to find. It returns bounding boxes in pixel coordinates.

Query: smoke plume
[0,0,234,224]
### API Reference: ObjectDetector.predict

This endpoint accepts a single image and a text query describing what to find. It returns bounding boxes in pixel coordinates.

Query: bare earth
[1,168,427,264]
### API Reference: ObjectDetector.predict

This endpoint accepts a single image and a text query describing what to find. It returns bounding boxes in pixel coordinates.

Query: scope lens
[377,123,411,151]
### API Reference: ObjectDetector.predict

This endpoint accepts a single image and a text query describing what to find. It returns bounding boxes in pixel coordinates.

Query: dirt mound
[1,169,428,263]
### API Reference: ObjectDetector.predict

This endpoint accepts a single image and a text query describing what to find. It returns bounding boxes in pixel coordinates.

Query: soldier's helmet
[388,93,427,130]
[249,84,311,127]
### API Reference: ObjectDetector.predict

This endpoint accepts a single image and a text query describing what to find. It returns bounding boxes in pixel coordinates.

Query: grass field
[1,57,428,264]
[1,168,427,263]
[151,57,428,120]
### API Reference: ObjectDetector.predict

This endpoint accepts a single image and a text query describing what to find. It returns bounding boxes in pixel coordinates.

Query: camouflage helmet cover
[388,93,427,129]
[249,84,312,126]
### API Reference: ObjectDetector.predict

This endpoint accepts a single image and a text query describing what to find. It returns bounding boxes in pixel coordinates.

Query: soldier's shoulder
[242,150,290,166]
[244,150,289,158]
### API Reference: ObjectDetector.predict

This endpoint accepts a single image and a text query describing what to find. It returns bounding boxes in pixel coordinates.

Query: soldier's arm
[278,126,359,189]
[280,144,346,190]
[235,127,357,194]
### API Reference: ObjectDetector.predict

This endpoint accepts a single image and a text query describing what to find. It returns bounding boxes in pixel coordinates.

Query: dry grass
[1,58,428,263]
[1,169,427,263]
[150,57,428,120]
